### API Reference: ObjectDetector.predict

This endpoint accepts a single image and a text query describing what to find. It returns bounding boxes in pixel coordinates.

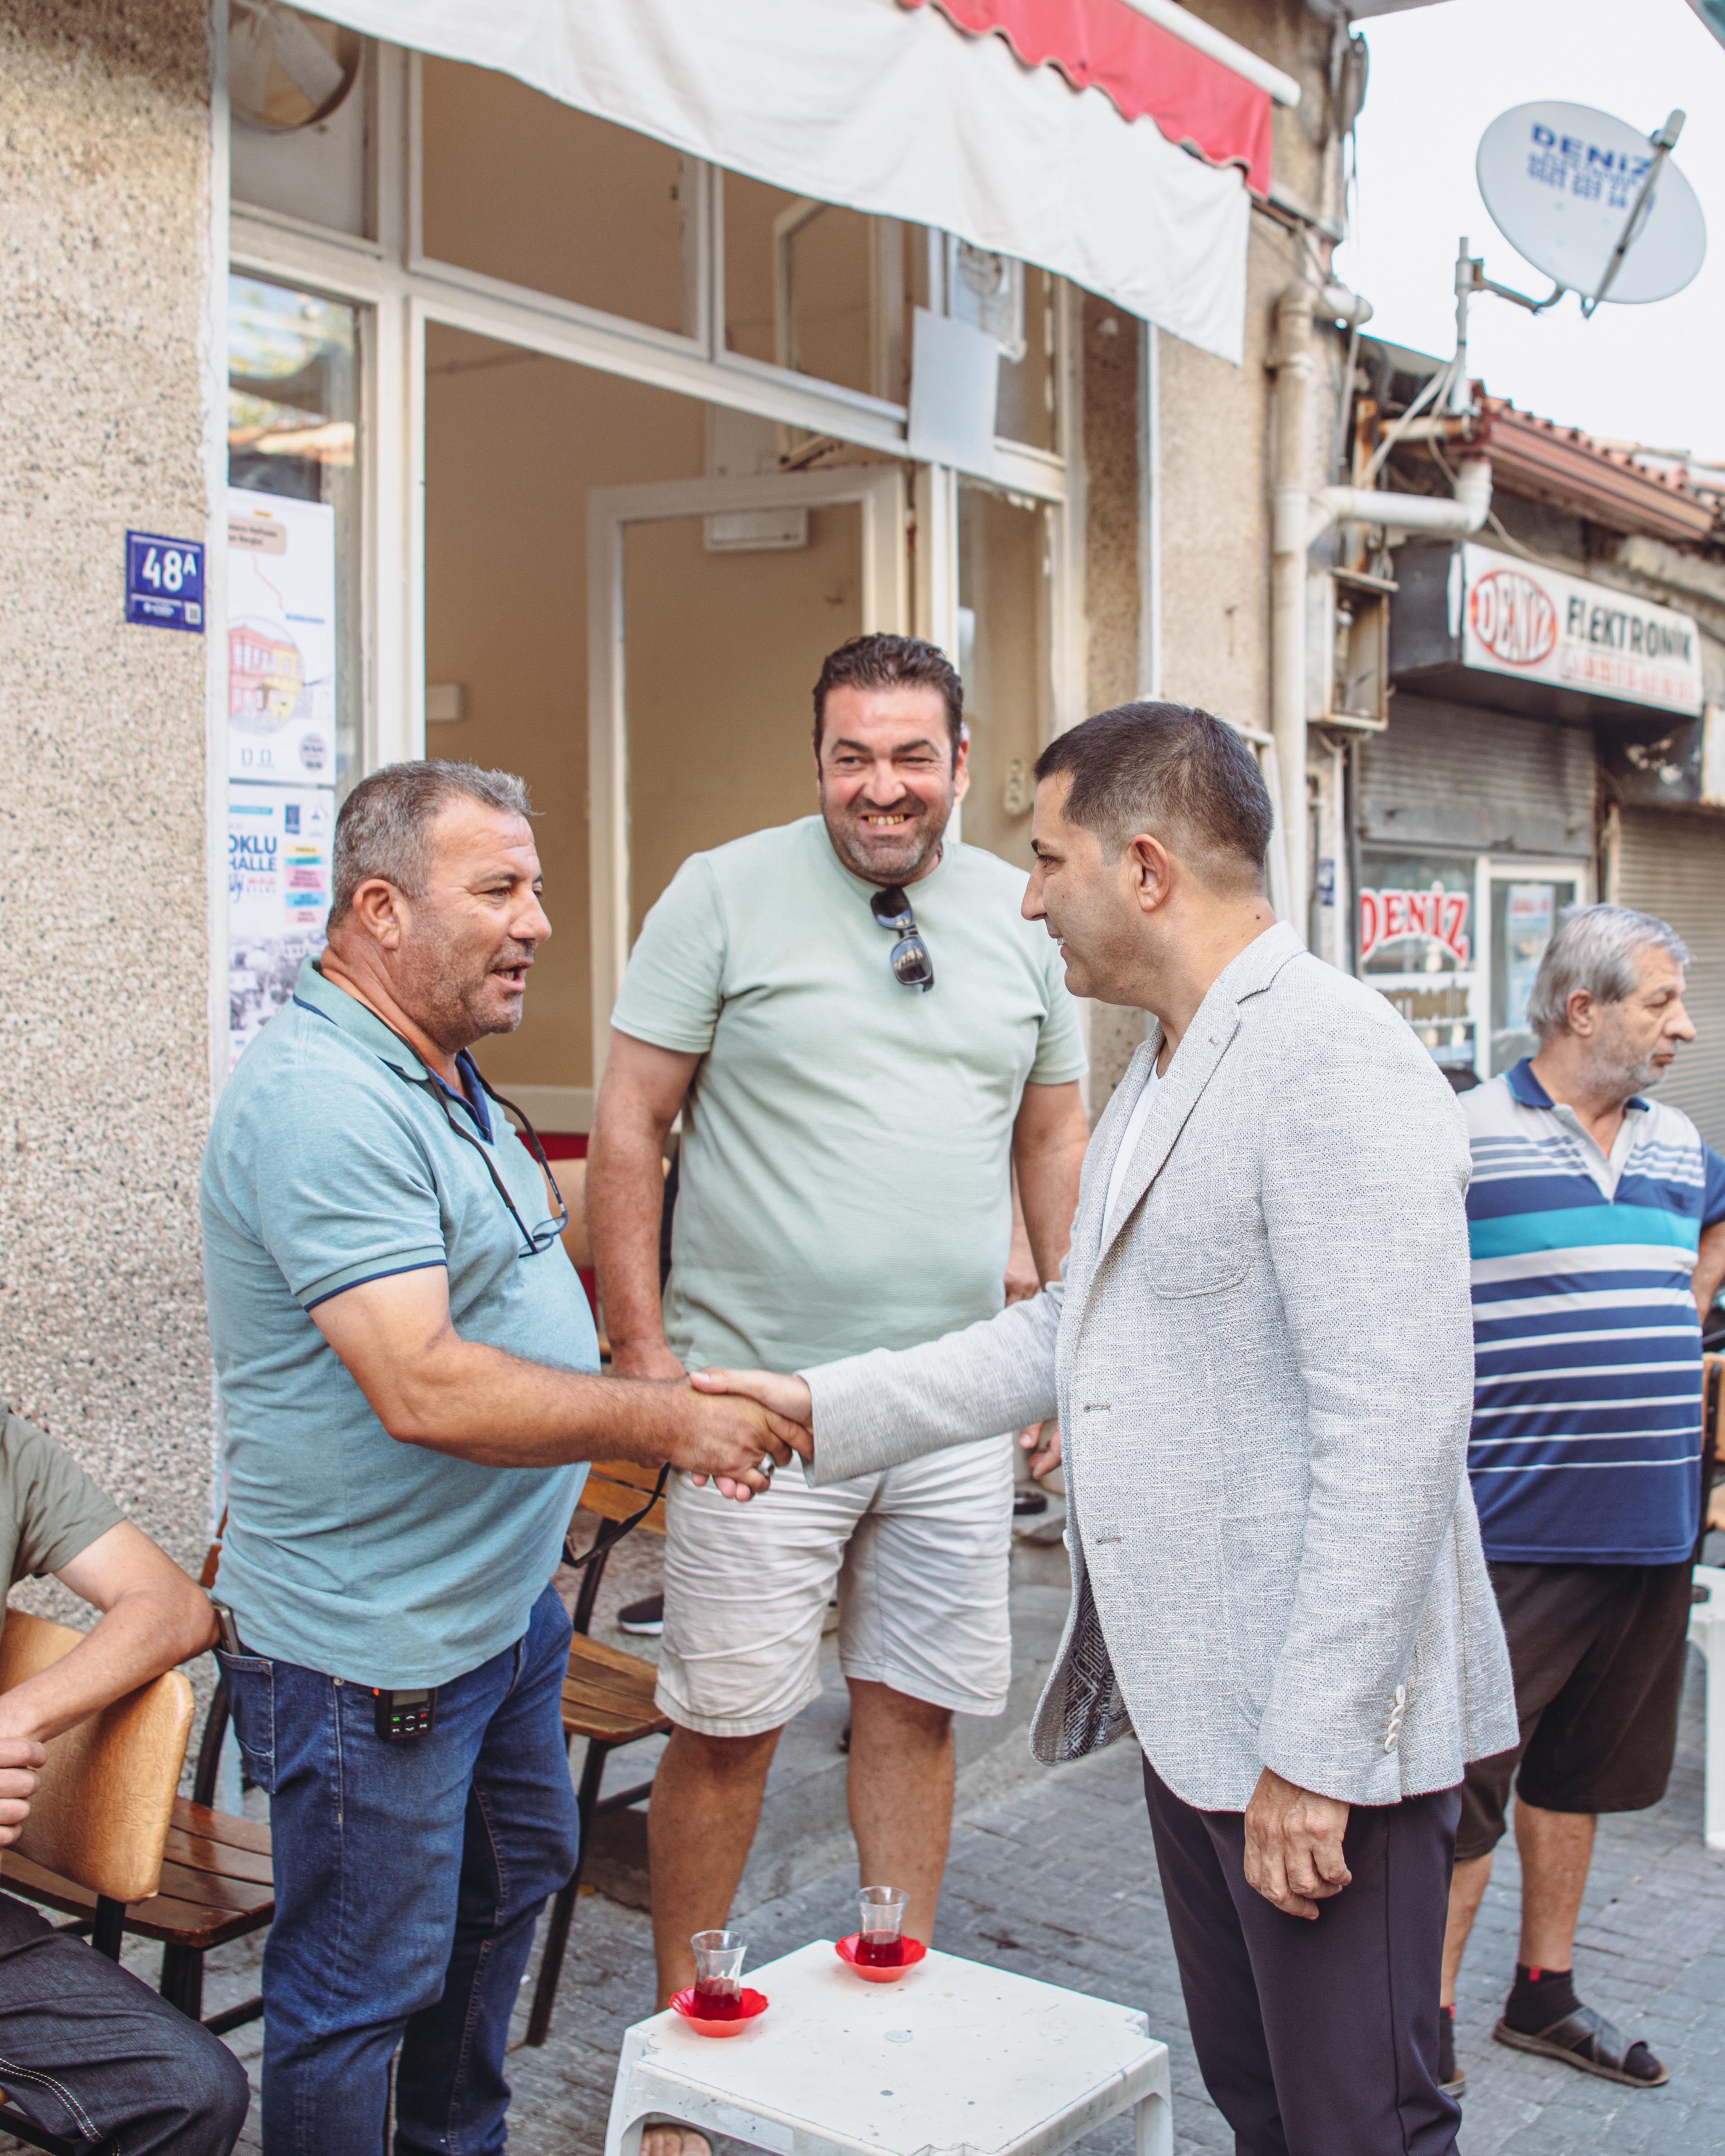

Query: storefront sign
[125,530,204,631]
[1359,882,1472,969]
[1460,544,1702,717]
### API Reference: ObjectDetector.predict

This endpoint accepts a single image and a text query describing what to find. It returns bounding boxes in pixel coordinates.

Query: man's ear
[1566,988,1597,1039]
[346,876,407,952]
[1125,832,1174,915]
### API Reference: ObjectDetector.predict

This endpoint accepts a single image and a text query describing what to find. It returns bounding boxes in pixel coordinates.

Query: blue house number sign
[126,531,205,632]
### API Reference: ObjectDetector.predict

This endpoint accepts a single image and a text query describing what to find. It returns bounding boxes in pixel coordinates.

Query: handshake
[671,1367,815,1500]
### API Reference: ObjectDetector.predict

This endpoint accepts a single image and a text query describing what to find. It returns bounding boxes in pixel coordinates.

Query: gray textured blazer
[804,923,1516,1812]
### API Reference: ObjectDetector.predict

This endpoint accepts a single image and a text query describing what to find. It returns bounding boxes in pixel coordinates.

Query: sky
[1332,0,1725,461]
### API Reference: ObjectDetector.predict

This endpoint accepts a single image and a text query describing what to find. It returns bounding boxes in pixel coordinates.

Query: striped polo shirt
[1464,1058,1725,1567]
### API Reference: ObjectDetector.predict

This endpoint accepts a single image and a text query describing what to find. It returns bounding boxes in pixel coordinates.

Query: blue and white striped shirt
[1464,1059,1725,1566]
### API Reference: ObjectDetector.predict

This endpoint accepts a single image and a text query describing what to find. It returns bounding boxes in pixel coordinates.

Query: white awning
[308,0,1252,362]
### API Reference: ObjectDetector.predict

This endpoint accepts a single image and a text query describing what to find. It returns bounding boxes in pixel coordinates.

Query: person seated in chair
[0,1396,251,2155]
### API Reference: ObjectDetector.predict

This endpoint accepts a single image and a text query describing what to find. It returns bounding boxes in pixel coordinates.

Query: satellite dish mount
[1441,105,1701,416]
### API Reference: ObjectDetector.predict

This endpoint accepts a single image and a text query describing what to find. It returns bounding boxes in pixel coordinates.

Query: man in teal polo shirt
[201,761,800,2156]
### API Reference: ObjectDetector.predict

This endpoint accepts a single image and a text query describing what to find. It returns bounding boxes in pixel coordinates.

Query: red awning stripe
[902,0,1272,197]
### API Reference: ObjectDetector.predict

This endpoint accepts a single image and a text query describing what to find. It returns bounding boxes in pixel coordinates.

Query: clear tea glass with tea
[690,1928,749,2018]
[855,1885,909,1967]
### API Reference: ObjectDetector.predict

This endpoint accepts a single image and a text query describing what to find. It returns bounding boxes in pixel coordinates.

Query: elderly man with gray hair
[1438,902,1725,2098]
[201,761,805,2156]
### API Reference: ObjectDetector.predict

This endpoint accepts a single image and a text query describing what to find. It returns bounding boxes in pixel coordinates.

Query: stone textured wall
[1155,0,1342,738]
[0,1,215,1581]
[1079,292,1150,1105]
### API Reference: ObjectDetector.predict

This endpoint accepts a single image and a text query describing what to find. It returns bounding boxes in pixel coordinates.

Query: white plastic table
[1689,1562,1725,1848]
[602,1938,1172,2156]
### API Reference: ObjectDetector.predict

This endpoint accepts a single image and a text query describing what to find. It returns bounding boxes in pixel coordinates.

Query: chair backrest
[576,1458,668,1536]
[0,1609,194,1904]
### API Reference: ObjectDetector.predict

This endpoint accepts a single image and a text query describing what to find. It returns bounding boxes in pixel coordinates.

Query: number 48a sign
[125,530,205,632]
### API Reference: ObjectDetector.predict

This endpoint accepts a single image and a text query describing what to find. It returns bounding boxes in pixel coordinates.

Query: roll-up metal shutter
[1359,693,1596,859]
[1614,808,1725,1152]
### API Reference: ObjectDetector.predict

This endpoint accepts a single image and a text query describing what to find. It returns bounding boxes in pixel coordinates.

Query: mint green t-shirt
[201,960,597,1689]
[611,817,1087,1372]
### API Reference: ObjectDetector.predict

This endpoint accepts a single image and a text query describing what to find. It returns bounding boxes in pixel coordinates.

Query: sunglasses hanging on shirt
[871,885,935,993]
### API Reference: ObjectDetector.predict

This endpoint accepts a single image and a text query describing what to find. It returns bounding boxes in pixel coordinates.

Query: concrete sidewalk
[8,1565,1725,2153]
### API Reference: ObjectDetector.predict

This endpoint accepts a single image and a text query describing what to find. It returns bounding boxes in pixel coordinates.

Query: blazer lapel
[1087,923,1305,1272]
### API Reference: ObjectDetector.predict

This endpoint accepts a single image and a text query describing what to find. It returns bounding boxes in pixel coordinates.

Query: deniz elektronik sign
[1458,545,1703,716]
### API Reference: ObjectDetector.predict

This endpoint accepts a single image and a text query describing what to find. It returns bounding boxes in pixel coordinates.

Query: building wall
[0,0,215,1580]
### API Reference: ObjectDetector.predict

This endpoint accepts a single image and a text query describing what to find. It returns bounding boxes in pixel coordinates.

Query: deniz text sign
[1360,883,1472,969]
[1459,544,1701,716]
[126,531,205,631]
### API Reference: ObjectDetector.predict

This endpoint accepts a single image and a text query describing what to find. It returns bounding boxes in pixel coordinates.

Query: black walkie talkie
[373,1687,438,1741]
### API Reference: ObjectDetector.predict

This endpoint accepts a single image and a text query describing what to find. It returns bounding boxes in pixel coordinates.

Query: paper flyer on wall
[228,783,334,1068]
[227,486,338,786]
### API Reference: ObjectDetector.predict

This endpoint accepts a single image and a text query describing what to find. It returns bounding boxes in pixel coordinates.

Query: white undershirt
[1101,1060,1162,1244]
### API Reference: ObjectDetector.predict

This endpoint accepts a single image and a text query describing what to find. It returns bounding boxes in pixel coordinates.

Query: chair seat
[563,1633,670,1747]
[4,1798,273,1953]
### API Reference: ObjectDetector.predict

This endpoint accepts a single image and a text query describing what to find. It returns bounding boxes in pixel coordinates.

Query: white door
[586,464,909,1068]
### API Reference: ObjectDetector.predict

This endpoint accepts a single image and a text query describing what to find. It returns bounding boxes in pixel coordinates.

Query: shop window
[228,275,361,788]
[991,261,1058,454]
[723,174,911,403]
[1489,875,1577,1075]
[958,484,1052,866]
[1358,849,1478,1074]
[420,59,691,335]
[229,9,370,238]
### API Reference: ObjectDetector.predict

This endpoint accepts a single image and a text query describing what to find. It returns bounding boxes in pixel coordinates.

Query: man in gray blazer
[697,701,1517,2156]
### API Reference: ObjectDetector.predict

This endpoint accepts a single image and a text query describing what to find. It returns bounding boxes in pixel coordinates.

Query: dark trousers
[1143,1757,1462,2156]
[0,1892,250,2153]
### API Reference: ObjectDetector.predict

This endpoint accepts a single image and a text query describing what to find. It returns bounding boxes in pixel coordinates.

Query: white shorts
[654,1434,1015,1738]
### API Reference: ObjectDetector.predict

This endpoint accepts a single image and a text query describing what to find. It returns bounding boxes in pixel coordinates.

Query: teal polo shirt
[201,958,596,1687]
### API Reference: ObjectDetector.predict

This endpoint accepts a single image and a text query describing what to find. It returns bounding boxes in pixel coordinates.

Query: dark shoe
[1013,1488,1049,1518]
[1494,2005,1669,2088]
[1438,2007,1465,2098]
[618,1592,665,1636]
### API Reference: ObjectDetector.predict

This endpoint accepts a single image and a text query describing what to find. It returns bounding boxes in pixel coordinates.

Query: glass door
[586,465,909,1069]
[1486,866,1582,1076]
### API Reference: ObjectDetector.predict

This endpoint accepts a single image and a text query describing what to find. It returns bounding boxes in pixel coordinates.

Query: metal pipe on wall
[1272,276,1491,943]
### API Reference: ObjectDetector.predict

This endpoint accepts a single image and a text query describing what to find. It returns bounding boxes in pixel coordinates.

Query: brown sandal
[1493,2006,1669,2088]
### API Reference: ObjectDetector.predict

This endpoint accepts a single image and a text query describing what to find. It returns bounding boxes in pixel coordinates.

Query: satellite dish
[1476,101,1706,303]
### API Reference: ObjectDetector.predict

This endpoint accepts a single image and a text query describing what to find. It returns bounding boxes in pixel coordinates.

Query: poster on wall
[228,489,338,786]
[228,784,335,1067]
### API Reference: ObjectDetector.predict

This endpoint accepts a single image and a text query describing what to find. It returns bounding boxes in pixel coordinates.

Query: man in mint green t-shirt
[589,634,1090,2060]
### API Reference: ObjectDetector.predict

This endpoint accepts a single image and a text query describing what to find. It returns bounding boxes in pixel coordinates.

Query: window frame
[218,35,1082,1092]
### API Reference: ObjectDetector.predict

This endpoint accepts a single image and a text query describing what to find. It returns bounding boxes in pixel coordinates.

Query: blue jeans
[219,1584,579,2156]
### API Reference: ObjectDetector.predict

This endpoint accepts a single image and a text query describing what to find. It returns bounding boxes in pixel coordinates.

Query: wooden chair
[4,1553,274,2037]
[0,1610,194,2156]
[524,1458,672,2046]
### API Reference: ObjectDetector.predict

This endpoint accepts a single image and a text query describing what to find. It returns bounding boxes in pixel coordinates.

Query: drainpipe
[1271,279,1491,939]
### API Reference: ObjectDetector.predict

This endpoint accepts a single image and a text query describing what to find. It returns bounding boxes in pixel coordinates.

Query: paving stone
[10,1648,1725,2154]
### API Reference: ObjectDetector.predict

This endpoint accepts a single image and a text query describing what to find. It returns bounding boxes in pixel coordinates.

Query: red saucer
[835,1933,927,1984]
[670,1986,769,2037]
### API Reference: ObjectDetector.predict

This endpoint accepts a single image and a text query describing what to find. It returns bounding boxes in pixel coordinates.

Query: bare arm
[0,1522,219,1845]
[1696,1218,1725,1323]
[310,1265,805,1486]
[1011,1079,1088,1476]
[1011,1080,1088,1286]
[588,1030,701,1380]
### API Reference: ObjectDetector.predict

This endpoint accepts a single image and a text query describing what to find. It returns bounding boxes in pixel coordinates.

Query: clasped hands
[685,1366,813,1500]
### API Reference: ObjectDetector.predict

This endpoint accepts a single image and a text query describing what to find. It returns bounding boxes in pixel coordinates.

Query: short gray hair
[329,760,533,928]
[1526,902,1689,1040]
